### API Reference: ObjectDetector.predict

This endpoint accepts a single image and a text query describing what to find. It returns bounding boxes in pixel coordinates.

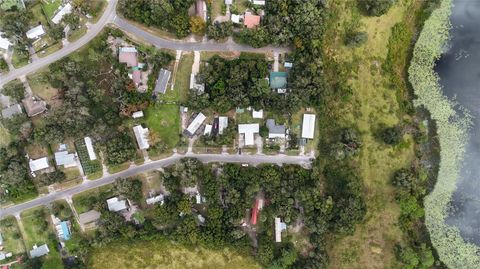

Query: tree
[49,24,65,41]
[0,58,8,72]
[378,124,403,145]
[207,22,233,41]
[358,0,395,16]
[63,13,81,30]
[105,134,136,165]
[114,177,143,202]
[2,80,25,102]
[236,27,271,48]
[0,10,32,44]
[345,31,368,47]
[189,16,206,35]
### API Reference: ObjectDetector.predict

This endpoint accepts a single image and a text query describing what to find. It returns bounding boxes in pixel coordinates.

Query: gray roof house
[30,244,49,258]
[54,151,76,168]
[154,69,171,95]
[22,95,47,117]
[1,104,23,119]
[266,119,286,139]
[78,210,101,226]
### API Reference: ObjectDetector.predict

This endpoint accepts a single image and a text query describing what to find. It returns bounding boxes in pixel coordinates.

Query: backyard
[0,217,25,255]
[145,104,181,149]
[88,239,261,269]
[41,0,62,19]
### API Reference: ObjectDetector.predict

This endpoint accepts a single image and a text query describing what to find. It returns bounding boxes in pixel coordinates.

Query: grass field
[0,0,23,11]
[41,0,61,19]
[0,217,25,255]
[167,53,193,103]
[30,3,49,29]
[73,185,114,214]
[325,1,417,268]
[0,122,10,148]
[145,104,180,149]
[11,50,29,68]
[88,239,261,269]
[68,27,87,42]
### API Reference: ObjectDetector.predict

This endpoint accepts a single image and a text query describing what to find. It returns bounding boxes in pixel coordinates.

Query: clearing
[168,52,194,103]
[325,0,417,268]
[88,239,261,269]
[0,216,25,255]
[145,104,181,149]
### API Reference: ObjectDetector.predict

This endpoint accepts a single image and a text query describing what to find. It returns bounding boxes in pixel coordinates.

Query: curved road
[0,0,290,87]
[0,154,311,218]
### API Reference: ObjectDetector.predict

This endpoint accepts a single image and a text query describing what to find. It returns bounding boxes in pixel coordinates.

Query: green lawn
[68,27,87,42]
[11,50,29,69]
[88,238,262,269]
[166,53,193,103]
[0,217,25,255]
[30,3,49,29]
[41,0,62,19]
[145,104,180,149]
[0,122,10,148]
[211,0,226,19]
[72,185,114,214]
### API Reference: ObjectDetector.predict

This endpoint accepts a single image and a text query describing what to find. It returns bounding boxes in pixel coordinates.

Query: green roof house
[269,72,287,89]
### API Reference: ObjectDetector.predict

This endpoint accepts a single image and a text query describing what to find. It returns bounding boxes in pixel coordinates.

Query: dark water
[435,0,480,244]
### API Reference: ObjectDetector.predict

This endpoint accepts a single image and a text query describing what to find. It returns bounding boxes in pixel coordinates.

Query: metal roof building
[301,114,316,139]
[30,244,49,258]
[274,217,287,242]
[238,124,259,146]
[266,119,285,139]
[0,32,11,51]
[54,151,76,168]
[1,104,23,119]
[186,113,206,136]
[29,157,49,172]
[119,47,138,67]
[84,137,97,161]
[154,69,171,95]
[218,116,228,135]
[269,72,287,89]
[78,210,101,225]
[107,197,128,212]
[26,25,45,39]
[51,3,72,24]
[133,125,150,150]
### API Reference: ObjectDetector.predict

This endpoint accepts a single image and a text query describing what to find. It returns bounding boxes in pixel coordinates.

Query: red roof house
[244,13,261,29]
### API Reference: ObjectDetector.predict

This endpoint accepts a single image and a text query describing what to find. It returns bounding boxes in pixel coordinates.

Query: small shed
[84,137,97,160]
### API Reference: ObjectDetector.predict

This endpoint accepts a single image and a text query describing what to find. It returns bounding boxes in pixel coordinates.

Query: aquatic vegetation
[408,0,480,267]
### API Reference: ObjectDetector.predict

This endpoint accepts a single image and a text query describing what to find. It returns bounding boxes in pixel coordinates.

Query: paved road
[0,154,311,218]
[113,16,290,53]
[0,0,290,87]
[0,0,118,88]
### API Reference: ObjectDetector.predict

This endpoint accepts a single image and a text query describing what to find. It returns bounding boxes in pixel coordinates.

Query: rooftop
[84,137,97,161]
[29,157,49,172]
[30,244,49,258]
[1,104,23,119]
[0,32,11,50]
[301,114,316,139]
[26,25,45,39]
[154,69,171,95]
[266,119,286,138]
[238,123,259,146]
[22,95,47,117]
[244,13,261,29]
[133,125,150,150]
[186,113,206,136]
[52,3,73,24]
[54,151,76,167]
[119,47,138,67]
[107,197,128,212]
[78,210,101,225]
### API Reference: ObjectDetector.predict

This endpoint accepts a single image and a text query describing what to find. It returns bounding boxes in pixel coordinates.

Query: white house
[30,244,49,258]
[252,0,266,5]
[231,14,242,24]
[252,109,263,119]
[238,124,259,146]
[84,137,97,161]
[274,217,287,242]
[218,116,228,135]
[54,151,76,168]
[132,111,144,119]
[107,197,128,212]
[146,194,164,205]
[186,113,206,136]
[204,124,212,136]
[51,3,73,24]
[26,25,46,39]
[29,157,49,172]
[133,125,150,150]
[301,114,316,139]
[0,33,11,51]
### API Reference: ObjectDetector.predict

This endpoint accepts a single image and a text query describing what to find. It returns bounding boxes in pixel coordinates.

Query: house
[284,62,293,69]
[131,69,142,86]
[1,104,23,119]
[238,123,259,146]
[269,72,287,90]
[78,210,101,228]
[231,14,242,24]
[244,12,261,29]
[204,124,212,136]
[195,0,207,21]
[22,95,47,117]
[133,125,150,150]
[52,215,71,241]
[29,244,49,258]
[252,0,266,5]
[0,33,11,51]
[266,119,286,139]
[186,112,206,136]
[225,0,233,4]
[146,194,164,205]
[218,116,228,135]
[250,198,264,225]
[84,137,97,160]
[29,157,49,172]
[107,197,129,212]
[52,3,72,24]
[274,217,287,242]
[54,151,76,168]
[301,114,316,139]
[118,47,138,67]
[252,109,263,119]
[26,25,45,39]
[132,111,144,119]
[154,69,171,95]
